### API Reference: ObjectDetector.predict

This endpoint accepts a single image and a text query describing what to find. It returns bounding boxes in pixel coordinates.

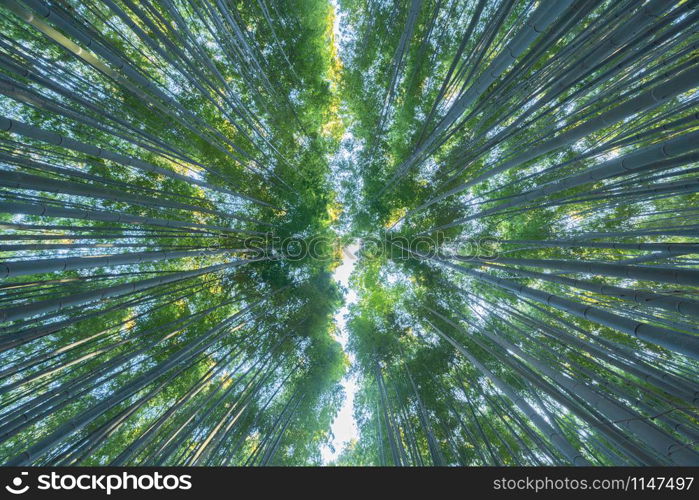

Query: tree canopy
[0,0,697,466]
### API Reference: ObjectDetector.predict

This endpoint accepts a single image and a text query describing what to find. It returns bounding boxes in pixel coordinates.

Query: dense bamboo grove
[0,0,698,466]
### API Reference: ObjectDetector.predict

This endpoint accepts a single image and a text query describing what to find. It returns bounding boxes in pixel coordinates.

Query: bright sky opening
[321,242,361,463]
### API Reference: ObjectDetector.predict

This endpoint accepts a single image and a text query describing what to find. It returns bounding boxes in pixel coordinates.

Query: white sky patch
[320,1,363,464]
[321,242,361,463]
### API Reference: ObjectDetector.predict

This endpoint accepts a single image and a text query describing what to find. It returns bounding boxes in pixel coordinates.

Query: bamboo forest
[0,0,697,468]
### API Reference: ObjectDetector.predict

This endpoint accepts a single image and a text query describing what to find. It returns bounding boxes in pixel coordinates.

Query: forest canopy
[0,0,698,466]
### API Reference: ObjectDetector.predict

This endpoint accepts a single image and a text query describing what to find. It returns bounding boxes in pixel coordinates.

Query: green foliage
[0,0,698,467]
